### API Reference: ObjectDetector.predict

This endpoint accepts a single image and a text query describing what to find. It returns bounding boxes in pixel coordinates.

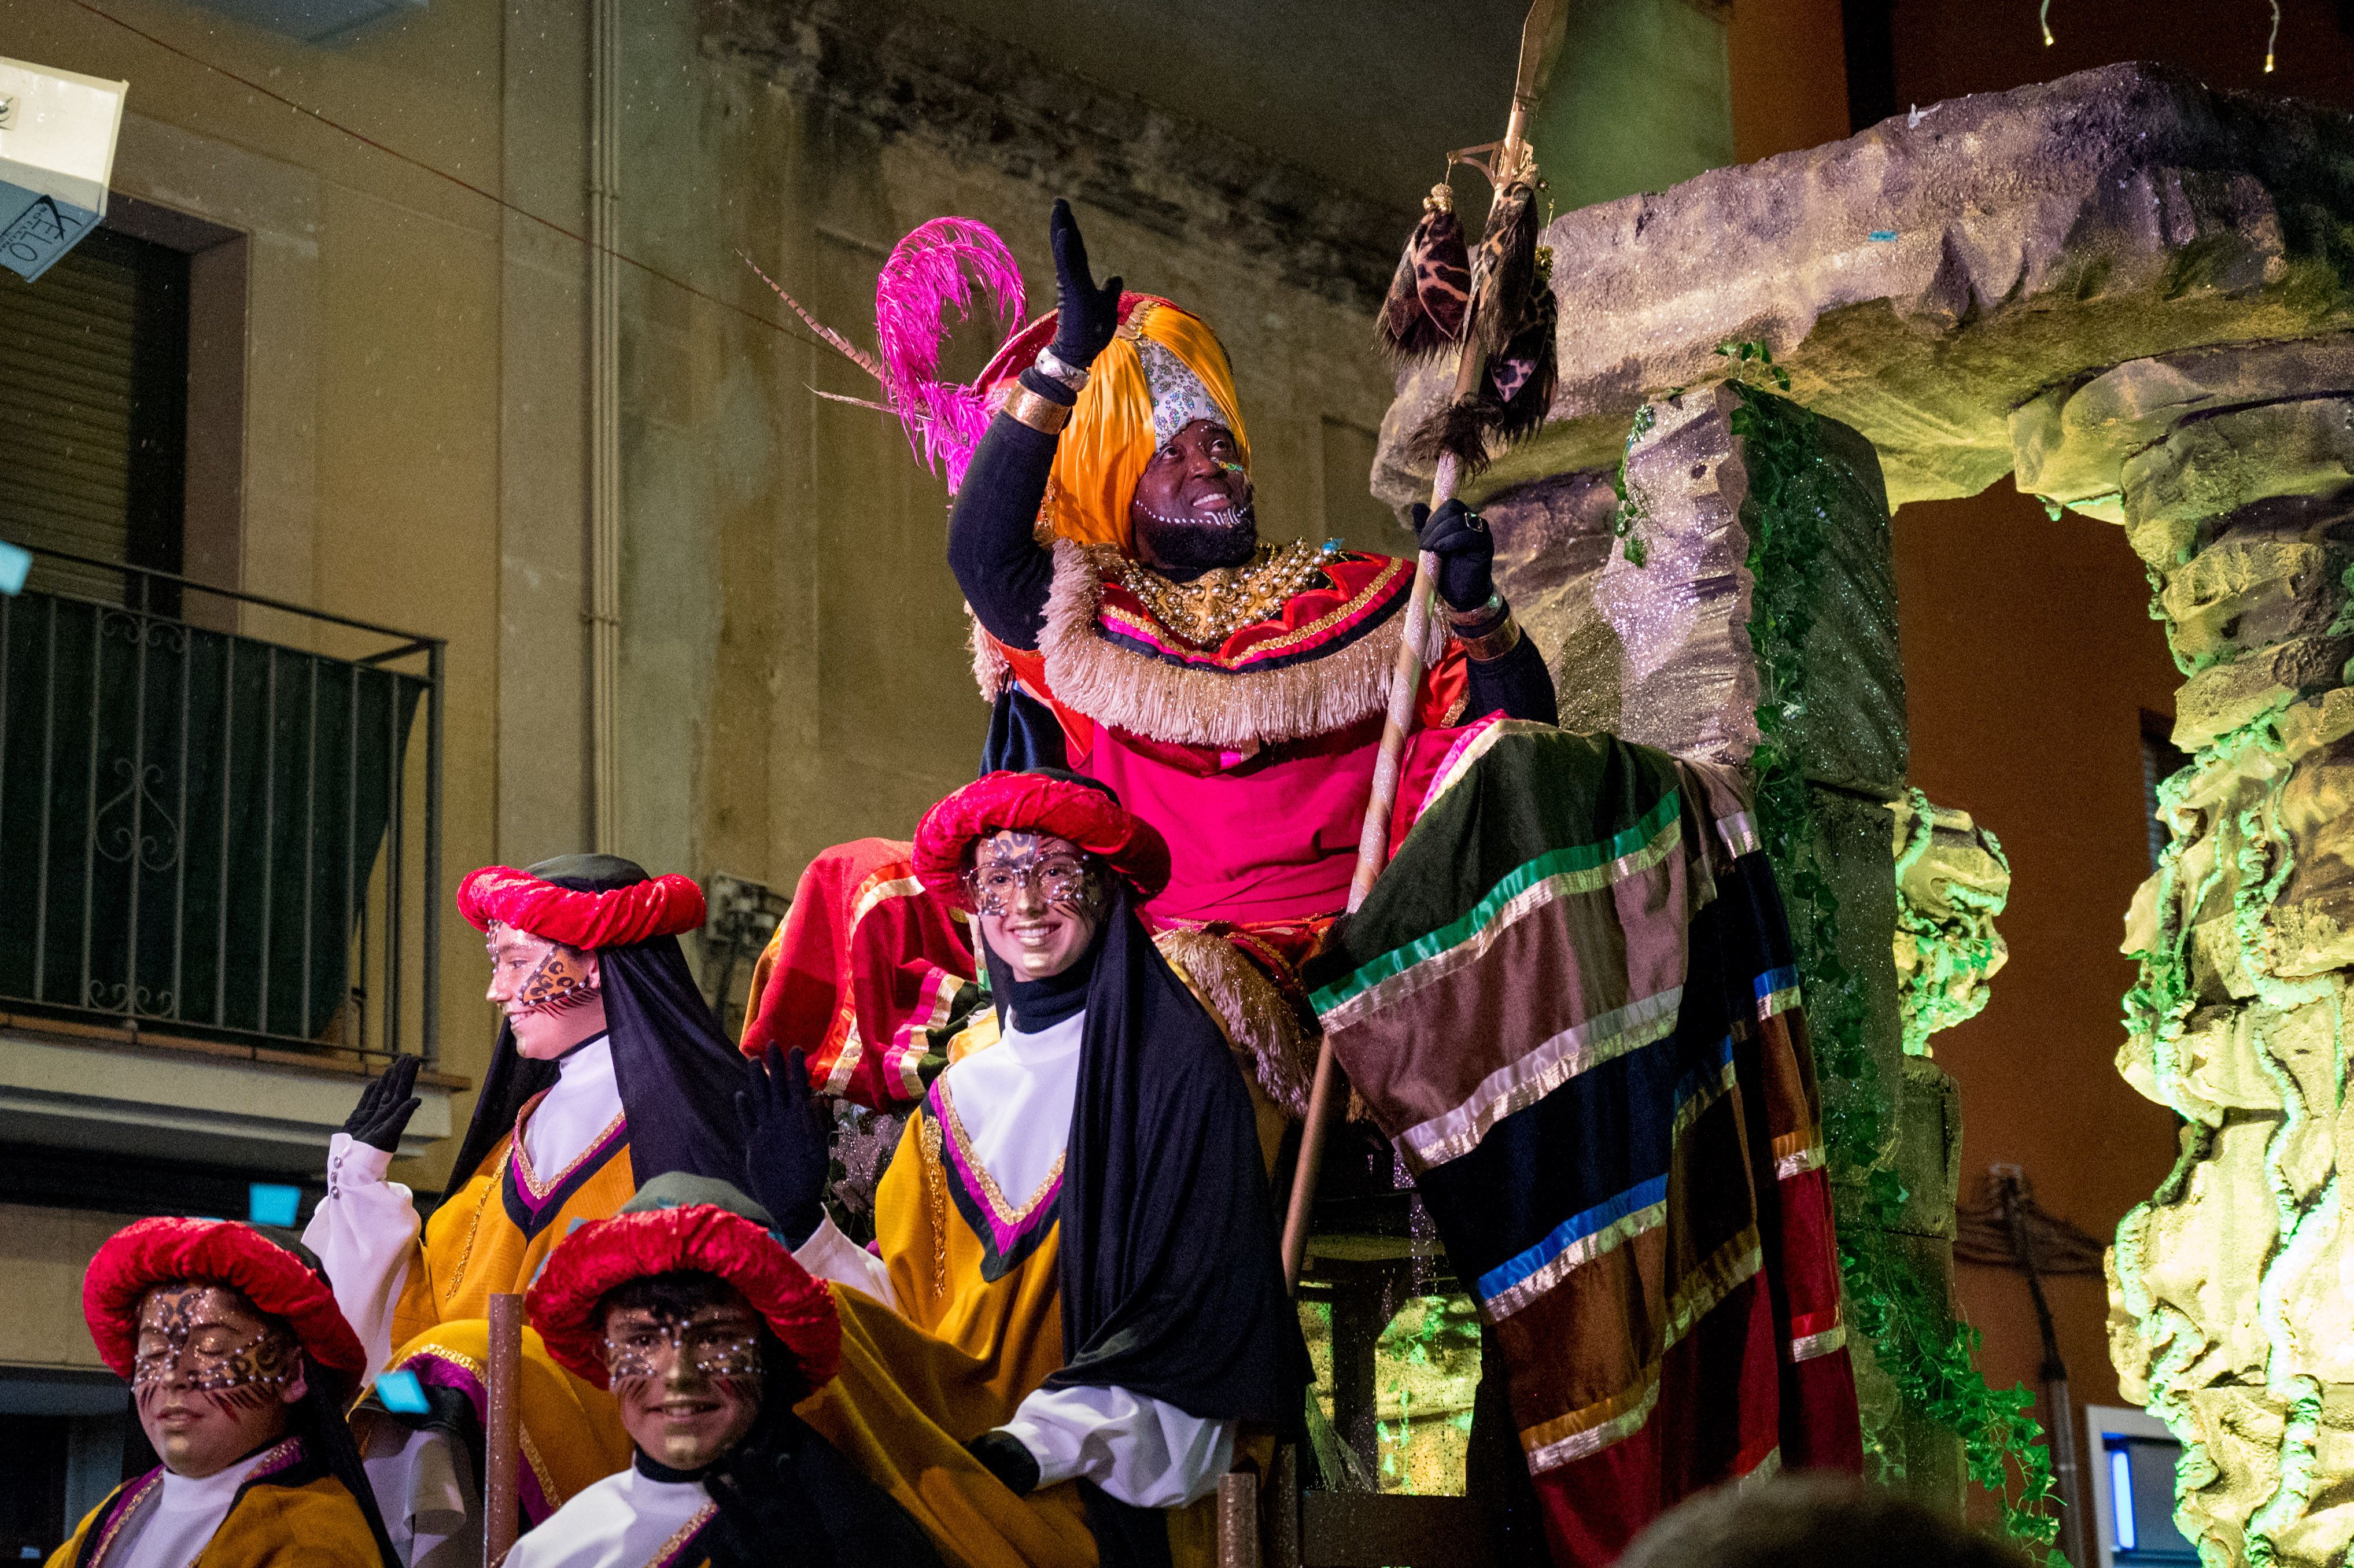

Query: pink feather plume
[874,218,1026,492]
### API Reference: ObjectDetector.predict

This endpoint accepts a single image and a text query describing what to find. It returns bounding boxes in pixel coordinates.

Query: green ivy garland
[1717,345,2062,1559]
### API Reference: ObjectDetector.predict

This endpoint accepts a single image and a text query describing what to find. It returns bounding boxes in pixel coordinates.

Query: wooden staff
[484,1292,523,1567]
[1279,0,1563,1295]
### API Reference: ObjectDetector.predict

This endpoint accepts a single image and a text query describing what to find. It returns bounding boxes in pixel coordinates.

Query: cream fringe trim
[970,608,1011,699]
[1153,927,1316,1118]
[1031,540,1441,750]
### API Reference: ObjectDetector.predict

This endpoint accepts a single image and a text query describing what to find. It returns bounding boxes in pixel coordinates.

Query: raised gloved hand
[342,1054,423,1153]
[1046,198,1121,371]
[736,1046,831,1249]
[1410,498,1498,613]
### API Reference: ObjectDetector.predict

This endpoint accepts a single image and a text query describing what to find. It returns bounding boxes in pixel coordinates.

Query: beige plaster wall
[602,3,1411,936]
[0,1204,120,1373]
[2,0,595,1191]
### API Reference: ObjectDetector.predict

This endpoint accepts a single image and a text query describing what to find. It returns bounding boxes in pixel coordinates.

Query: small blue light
[376,1369,431,1415]
[0,541,29,596]
[1868,230,1899,242]
[246,1182,300,1227]
[2112,1445,2137,1551]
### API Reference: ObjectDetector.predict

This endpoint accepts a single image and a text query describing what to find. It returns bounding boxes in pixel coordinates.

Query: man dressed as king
[944,200,1558,1112]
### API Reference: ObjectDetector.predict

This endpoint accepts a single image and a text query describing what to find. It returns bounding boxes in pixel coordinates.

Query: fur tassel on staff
[1393,172,1558,479]
[1377,183,1471,363]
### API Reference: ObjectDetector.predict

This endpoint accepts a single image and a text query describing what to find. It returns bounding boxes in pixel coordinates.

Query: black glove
[736,1046,832,1248]
[1046,198,1121,371]
[966,1429,1041,1497]
[1410,498,1498,613]
[342,1054,423,1153]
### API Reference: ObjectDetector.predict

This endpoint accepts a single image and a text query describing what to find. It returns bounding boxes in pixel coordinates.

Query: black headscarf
[988,880,1308,1425]
[445,854,743,1199]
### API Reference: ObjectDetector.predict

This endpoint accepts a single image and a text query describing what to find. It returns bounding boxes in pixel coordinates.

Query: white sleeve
[302,1132,421,1381]
[999,1385,1237,1509]
[792,1215,898,1312]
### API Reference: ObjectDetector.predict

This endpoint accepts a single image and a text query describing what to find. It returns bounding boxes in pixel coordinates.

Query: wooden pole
[1278,0,1562,1297]
[483,1293,523,1568]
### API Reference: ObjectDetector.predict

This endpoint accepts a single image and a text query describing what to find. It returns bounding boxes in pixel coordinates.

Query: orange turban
[976,294,1249,556]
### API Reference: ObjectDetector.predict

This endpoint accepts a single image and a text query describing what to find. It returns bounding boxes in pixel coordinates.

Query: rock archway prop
[1375,61,2354,1564]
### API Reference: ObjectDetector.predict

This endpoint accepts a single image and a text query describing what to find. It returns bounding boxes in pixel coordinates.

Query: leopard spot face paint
[486,921,608,1060]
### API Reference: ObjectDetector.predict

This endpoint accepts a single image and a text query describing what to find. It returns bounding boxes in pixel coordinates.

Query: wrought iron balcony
[0,544,443,1071]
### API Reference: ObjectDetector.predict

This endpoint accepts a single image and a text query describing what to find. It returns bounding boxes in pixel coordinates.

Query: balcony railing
[0,544,443,1066]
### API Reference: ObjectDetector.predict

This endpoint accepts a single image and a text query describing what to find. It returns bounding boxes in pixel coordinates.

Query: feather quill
[874,218,1026,491]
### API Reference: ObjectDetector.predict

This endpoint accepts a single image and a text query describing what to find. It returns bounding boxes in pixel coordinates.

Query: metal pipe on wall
[588,0,623,855]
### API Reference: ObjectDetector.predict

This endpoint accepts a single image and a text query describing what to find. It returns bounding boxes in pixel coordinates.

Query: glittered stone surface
[2089,343,2354,1566]
[2014,334,2354,512]
[1481,468,1622,737]
[2123,397,2354,566]
[1374,62,2354,514]
[1486,391,1902,783]
[1784,414,1907,793]
[1596,383,1759,764]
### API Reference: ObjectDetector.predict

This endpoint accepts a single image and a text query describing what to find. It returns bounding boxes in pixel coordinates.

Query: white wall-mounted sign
[0,56,127,282]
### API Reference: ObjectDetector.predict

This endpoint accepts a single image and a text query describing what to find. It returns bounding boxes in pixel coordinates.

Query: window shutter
[0,226,187,603]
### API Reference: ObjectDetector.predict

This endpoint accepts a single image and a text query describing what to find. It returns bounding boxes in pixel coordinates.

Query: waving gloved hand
[1045,198,1122,372]
[736,1046,832,1248]
[1410,498,1498,613]
[342,1054,423,1153]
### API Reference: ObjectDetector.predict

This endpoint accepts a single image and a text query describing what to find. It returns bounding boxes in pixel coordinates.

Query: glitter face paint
[487,924,599,1017]
[133,1285,301,1478]
[603,1303,765,1471]
[971,831,1104,980]
[1131,420,1256,574]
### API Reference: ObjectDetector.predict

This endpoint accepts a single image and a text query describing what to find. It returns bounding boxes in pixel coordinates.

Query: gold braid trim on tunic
[382,1124,639,1514]
[794,1099,1234,1568]
[48,1467,386,1568]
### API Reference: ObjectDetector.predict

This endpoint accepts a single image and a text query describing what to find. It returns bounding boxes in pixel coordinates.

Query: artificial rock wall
[1379,60,2354,1556]
[1474,382,1968,1504]
[2022,343,2354,1567]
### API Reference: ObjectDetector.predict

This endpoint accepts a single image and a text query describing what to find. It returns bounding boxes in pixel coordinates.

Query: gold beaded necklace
[1101,540,1337,648]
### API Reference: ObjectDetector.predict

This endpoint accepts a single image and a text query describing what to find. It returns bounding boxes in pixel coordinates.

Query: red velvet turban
[457,865,706,948]
[84,1217,366,1388]
[525,1199,840,1393]
[912,770,1169,909]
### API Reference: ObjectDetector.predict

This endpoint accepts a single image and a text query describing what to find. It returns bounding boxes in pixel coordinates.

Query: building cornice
[702,0,1405,312]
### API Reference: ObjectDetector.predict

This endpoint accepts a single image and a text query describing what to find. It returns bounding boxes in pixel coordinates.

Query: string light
[2039,0,2055,46]
[2265,0,2280,72]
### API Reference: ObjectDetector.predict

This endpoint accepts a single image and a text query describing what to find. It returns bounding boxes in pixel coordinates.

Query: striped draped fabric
[1309,720,1862,1564]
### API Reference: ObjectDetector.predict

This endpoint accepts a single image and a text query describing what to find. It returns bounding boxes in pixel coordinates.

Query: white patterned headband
[1136,338,1229,451]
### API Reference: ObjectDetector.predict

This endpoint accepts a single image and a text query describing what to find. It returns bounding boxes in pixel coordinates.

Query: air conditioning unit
[185,0,428,46]
[0,56,127,282]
